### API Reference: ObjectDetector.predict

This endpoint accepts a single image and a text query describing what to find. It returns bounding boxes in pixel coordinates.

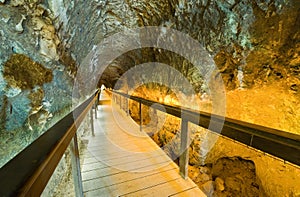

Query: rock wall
[94,0,300,92]
[0,0,299,195]
[126,85,300,196]
[0,0,75,167]
[188,156,264,196]
[129,98,300,196]
[205,133,300,196]
[103,0,300,134]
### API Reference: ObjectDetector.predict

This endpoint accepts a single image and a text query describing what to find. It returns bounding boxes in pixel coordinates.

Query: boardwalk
[80,92,205,196]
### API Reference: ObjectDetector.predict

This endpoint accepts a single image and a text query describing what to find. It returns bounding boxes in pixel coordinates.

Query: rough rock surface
[0,0,299,196]
[211,157,260,196]
[0,0,74,167]
[206,133,300,196]
[126,85,300,196]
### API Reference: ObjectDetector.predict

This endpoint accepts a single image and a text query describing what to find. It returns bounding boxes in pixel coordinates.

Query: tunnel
[0,0,299,196]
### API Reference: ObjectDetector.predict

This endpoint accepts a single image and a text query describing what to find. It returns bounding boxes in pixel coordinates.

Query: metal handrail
[0,89,100,197]
[111,90,300,178]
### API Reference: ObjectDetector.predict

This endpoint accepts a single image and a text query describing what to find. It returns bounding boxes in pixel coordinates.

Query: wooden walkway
[80,92,205,197]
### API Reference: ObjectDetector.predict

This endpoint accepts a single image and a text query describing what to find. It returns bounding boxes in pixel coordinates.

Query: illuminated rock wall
[127,85,300,196]
[0,0,299,195]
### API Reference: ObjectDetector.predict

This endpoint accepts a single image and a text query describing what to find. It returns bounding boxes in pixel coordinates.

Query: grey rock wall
[0,0,74,166]
[0,0,299,195]
[64,0,299,93]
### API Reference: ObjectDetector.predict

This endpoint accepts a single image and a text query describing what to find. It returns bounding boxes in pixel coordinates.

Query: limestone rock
[215,177,225,192]
[225,176,241,193]
[3,54,53,89]
[5,87,21,98]
[15,15,26,33]
[199,173,211,184]
[10,0,25,7]
[188,165,201,182]
[39,38,59,60]
[200,180,214,196]
[199,166,211,174]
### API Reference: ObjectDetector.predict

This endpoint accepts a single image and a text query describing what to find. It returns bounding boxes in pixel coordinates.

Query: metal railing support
[179,119,189,179]
[90,108,95,136]
[139,101,142,132]
[97,90,100,110]
[126,97,129,116]
[121,95,123,111]
[94,100,97,119]
[70,133,84,197]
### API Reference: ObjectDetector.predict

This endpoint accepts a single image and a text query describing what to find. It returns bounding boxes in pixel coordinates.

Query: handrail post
[90,108,95,136]
[126,90,129,116]
[179,118,189,179]
[122,96,125,112]
[97,90,100,110]
[121,95,123,111]
[119,94,122,110]
[139,101,142,132]
[126,97,129,116]
[94,98,97,119]
[70,133,84,197]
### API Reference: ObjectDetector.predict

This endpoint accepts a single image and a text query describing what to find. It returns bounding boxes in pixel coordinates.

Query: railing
[0,89,100,197]
[111,90,300,179]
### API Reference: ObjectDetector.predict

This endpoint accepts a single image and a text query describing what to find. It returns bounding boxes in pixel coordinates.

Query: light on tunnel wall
[164,95,179,106]
[74,26,226,171]
[100,84,106,90]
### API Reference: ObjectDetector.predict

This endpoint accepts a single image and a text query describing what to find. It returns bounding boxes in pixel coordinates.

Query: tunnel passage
[0,0,299,196]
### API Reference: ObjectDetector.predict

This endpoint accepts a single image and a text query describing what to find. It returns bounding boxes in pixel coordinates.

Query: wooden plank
[81,150,168,173]
[86,144,163,160]
[169,187,206,197]
[82,157,98,165]
[80,151,93,159]
[83,165,176,192]
[86,144,159,160]
[81,91,204,197]
[81,161,107,173]
[84,170,182,196]
[120,179,201,197]
[98,100,111,105]
[85,137,145,147]
[81,154,171,181]
[89,150,167,165]
[85,138,153,151]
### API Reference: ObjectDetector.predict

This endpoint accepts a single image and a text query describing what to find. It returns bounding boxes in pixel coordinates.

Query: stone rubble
[15,14,25,33]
